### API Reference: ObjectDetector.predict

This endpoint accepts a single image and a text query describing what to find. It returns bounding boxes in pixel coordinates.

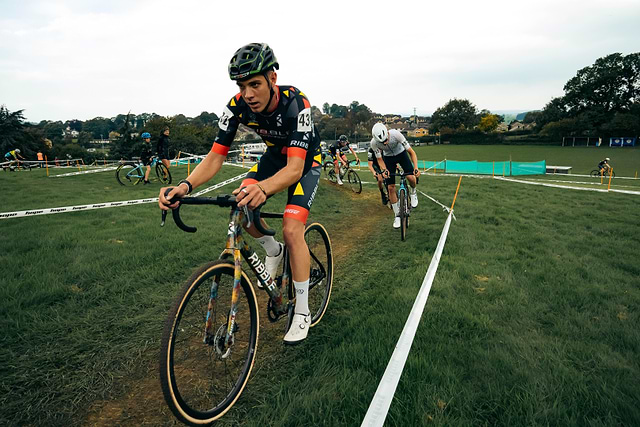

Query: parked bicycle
[159,193,333,425]
[116,156,171,186]
[388,171,414,241]
[326,160,362,194]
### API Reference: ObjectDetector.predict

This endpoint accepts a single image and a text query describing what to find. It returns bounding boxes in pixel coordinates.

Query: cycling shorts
[382,151,414,186]
[241,149,321,224]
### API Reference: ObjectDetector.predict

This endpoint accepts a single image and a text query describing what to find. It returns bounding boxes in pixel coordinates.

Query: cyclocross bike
[590,167,615,178]
[115,156,171,186]
[388,171,415,241]
[159,193,333,425]
[326,160,362,194]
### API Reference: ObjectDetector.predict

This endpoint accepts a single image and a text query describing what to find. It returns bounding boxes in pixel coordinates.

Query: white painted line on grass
[361,211,454,427]
[0,172,246,220]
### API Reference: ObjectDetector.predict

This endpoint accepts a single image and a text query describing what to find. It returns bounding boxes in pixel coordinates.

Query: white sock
[392,202,399,216]
[256,235,282,257]
[410,185,417,194]
[294,279,310,315]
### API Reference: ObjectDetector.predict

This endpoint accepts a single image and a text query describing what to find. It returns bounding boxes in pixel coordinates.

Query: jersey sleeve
[211,94,243,156]
[284,91,313,160]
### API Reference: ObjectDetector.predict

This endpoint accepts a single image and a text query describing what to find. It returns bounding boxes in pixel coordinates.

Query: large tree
[430,98,478,132]
[563,52,640,115]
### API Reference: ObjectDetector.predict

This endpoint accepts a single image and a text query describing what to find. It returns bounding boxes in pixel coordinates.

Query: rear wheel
[156,163,172,185]
[160,260,258,425]
[347,170,362,194]
[304,223,333,326]
[116,163,142,186]
[399,188,407,241]
[327,168,337,184]
[590,169,601,178]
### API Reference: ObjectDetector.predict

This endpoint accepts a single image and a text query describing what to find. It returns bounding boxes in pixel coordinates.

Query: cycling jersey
[367,148,382,173]
[598,161,608,169]
[329,141,350,157]
[370,129,410,158]
[4,150,17,159]
[212,85,322,224]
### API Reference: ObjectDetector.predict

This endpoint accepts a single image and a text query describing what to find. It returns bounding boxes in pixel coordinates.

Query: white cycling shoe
[393,216,401,229]
[410,192,418,208]
[337,177,344,185]
[284,313,311,345]
[257,243,283,290]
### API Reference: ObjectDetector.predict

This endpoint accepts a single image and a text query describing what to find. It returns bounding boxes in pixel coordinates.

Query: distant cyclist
[598,157,612,174]
[4,148,25,168]
[157,126,171,174]
[329,135,359,185]
[367,146,388,205]
[140,132,153,184]
[370,123,420,229]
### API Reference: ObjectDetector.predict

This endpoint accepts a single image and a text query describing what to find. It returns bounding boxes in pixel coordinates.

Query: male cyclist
[159,43,321,345]
[598,157,612,175]
[140,132,153,184]
[370,123,420,229]
[4,148,25,169]
[329,135,359,185]
[367,146,388,206]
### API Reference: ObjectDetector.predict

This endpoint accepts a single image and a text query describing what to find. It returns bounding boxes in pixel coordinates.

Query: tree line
[2,51,638,162]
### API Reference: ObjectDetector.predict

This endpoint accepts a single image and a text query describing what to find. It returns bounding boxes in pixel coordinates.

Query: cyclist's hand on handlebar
[233,183,267,210]
[382,169,390,178]
[414,168,421,178]
[159,185,187,210]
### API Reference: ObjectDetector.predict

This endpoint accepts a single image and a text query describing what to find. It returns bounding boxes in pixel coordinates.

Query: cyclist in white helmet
[370,122,420,229]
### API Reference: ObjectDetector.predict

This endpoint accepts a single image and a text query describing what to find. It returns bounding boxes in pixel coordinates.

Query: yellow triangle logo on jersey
[299,91,306,97]
[314,154,322,163]
[283,90,290,98]
[265,140,275,147]
[249,163,258,172]
[293,183,304,196]
[239,113,243,119]
[230,98,236,107]
[248,122,259,126]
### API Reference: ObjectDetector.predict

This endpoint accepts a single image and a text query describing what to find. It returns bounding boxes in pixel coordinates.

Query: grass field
[1,146,639,426]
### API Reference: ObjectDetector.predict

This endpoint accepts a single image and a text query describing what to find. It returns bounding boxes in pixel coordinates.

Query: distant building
[408,128,429,138]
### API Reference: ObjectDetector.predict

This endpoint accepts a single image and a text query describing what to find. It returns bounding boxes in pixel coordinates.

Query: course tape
[50,166,119,177]
[362,211,454,427]
[496,176,640,195]
[0,172,246,220]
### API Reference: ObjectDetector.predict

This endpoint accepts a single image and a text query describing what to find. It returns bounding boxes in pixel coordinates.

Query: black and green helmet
[228,43,279,81]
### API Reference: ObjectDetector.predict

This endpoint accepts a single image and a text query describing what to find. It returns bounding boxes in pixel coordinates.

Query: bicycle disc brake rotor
[213,324,233,359]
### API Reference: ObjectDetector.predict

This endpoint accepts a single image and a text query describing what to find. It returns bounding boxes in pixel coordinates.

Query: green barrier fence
[414,159,545,176]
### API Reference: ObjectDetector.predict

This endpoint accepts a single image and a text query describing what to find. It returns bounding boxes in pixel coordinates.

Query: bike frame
[207,208,290,348]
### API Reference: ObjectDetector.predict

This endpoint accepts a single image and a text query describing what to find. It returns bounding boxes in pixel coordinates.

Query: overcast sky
[1,0,639,123]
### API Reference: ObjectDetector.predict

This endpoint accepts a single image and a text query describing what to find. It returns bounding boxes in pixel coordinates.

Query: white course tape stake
[0,172,246,220]
[361,211,454,427]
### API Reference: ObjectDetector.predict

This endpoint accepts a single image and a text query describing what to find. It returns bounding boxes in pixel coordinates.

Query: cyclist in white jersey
[370,123,420,229]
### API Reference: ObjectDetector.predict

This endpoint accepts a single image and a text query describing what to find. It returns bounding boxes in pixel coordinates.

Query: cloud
[1,0,639,121]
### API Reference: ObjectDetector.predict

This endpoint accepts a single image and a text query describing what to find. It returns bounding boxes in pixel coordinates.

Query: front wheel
[323,161,334,174]
[116,163,142,186]
[159,260,259,425]
[304,223,333,326]
[399,188,407,241]
[347,170,362,194]
[156,162,172,185]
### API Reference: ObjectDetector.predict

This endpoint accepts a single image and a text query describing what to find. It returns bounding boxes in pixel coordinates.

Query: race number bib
[219,106,233,131]
[297,108,312,132]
